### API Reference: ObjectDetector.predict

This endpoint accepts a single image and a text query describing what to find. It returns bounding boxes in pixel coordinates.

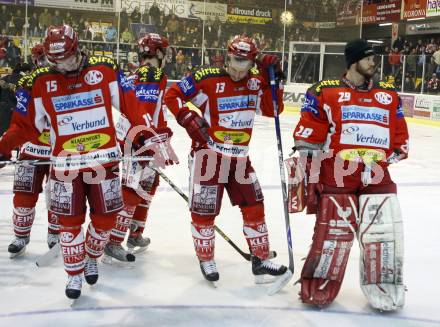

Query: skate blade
[206,280,218,288]
[267,269,294,296]
[101,255,135,268]
[128,246,149,255]
[254,275,279,285]
[9,247,26,259]
[36,243,60,267]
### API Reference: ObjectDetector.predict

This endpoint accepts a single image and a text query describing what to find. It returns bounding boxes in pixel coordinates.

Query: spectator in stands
[64,12,74,27]
[29,12,39,37]
[104,24,117,43]
[0,36,8,67]
[12,9,24,36]
[175,49,185,78]
[51,10,63,26]
[388,47,401,76]
[149,1,161,26]
[433,47,440,76]
[403,73,415,93]
[191,49,201,68]
[427,73,440,94]
[0,6,11,34]
[406,48,417,77]
[6,39,20,68]
[39,8,51,33]
[131,7,142,24]
[166,14,179,40]
[120,8,129,32]
[121,27,134,44]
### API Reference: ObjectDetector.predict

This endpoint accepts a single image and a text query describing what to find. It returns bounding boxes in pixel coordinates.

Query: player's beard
[356,61,376,80]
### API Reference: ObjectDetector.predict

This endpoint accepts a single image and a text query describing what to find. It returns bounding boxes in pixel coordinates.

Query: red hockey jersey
[164,66,283,157]
[293,78,409,164]
[0,56,140,170]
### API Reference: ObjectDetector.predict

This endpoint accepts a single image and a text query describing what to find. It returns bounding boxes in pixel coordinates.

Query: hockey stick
[0,155,154,166]
[148,163,276,262]
[267,65,294,296]
[36,243,61,267]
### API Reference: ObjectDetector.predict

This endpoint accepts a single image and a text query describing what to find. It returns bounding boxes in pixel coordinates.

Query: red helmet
[227,35,258,61]
[43,25,78,62]
[138,33,169,58]
[31,43,45,65]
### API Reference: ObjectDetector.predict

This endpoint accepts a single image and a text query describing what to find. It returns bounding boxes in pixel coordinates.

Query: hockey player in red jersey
[1,43,60,258]
[164,35,287,283]
[290,39,409,310]
[0,25,144,300]
[104,33,178,262]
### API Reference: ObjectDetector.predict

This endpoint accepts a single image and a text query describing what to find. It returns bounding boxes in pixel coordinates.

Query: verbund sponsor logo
[52,90,104,112]
[218,110,255,129]
[340,123,390,149]
[341,105,389,125]
[57,107,109,136]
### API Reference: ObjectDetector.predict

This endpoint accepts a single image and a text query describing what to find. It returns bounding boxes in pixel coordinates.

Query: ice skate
[102,242,136,265]
[84,256,99,285]
[65,274,82,300]
[127,234,150,254]
[8,236,30,259]
[47,233,60,249]
[252,256,287,284]
[200,260,219,287]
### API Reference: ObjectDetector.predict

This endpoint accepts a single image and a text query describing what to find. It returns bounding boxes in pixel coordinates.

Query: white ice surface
[0,113,439,327]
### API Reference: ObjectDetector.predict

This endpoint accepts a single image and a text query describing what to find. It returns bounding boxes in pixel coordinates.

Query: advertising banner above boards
[426,0,440,17]
[0,0,34,4]
[336,0,361,27]
[188,1,227,22]
[227,5,273,24]
[406,21,440,34]
[121,0,189,17]
[362,0,402,24]
[402,0,427,19]
[35,0,114,11]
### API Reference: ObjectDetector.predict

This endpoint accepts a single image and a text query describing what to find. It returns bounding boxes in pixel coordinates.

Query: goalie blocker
[298,192,405,310]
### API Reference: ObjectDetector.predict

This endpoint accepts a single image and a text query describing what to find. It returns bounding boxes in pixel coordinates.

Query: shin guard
[358,194,405,311]
[109,205,136,244]
[129,203,149,238]
[60,227,85,275]
[191,214,215,262]
[300,194,358,306]
[12,207,36,237]
[242,204,269,260]
[85,223,111,259]
[48,212,60,235]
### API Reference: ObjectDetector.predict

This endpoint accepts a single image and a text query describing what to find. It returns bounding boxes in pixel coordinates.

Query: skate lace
[201,260,217,274]
[12,237,28,247]
[261,259,281,272]
[85,258,98,275]
[68,275,82,290]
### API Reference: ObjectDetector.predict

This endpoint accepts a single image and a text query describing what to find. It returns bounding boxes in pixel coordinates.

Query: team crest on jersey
[15,89,30,115]
[247,78,260,91]
[375,92,392,105]
[84,70,104,85]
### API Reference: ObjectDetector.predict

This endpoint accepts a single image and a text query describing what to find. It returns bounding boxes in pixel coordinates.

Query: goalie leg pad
[358,193,405,311]
[285,157,306,213]
[300,194,358,306]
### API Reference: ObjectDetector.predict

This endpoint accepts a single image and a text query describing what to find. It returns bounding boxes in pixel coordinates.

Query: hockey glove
[256,54,285,84]
[387,148,408,164]
[176,109,210,146]
[134,127,179,168]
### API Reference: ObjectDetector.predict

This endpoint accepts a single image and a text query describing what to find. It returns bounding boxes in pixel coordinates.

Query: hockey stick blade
[36,243,60,267]
[267,269,294,296]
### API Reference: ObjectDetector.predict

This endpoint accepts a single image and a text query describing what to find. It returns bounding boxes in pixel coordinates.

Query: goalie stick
[148,163,277,262]
[267,65,294,296]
